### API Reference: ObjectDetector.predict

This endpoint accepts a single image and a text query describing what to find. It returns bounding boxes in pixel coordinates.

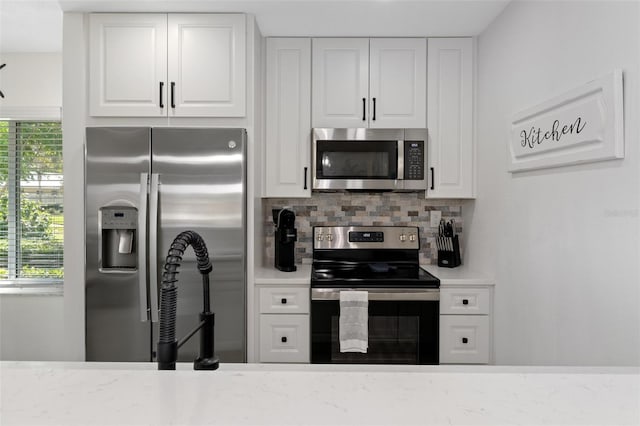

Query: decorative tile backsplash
[263,193,463,265]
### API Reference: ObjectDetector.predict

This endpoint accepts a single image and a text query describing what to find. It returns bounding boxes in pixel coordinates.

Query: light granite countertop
[254,265,312,285]
[1,362,637,425]
[420,264,494,286]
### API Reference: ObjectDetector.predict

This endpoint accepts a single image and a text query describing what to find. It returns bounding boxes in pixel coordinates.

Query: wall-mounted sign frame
[509,70,624,173]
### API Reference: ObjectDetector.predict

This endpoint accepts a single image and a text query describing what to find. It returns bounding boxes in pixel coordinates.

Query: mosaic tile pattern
[263,193,463,265]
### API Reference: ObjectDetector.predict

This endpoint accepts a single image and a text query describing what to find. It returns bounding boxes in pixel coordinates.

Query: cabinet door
[259,314,310,363]
[259,286,310,314]
[369,38,426,128]
[440,287,490,315]
[264,38,312,198]
[440,315,489,364]
[89,14,167,117]
[427,38,474,198]
[312,38,369,128]
[167,14,246,117]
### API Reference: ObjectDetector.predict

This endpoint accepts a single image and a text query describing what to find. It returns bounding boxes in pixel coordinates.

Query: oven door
[310,288,439,365]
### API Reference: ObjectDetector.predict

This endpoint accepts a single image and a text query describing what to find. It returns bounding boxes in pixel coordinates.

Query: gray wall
[0,53,66,361]
[465,0,640,365]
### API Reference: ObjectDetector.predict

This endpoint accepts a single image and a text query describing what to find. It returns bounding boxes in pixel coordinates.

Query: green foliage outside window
[0,121,64,281]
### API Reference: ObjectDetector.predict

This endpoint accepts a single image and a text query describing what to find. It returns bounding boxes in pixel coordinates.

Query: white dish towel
[339,290,368,353]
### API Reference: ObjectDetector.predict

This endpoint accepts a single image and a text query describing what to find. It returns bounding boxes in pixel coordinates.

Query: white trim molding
[0,106,62,121]
[509,70,624,173]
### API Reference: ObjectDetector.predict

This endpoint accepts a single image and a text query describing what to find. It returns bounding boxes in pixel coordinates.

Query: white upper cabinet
[369,38,426,128]
[89,14,168,117]
[426,38,474,199]
[312,38,369,128]
[89,13,246,117]
[167,14,245,117]
[312,38,426,128]
[264,38,312,198]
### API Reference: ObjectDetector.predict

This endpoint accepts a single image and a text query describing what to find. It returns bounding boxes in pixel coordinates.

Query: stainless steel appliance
[85,127,246,363]
[312,128,428,191]
[310,226,440,364]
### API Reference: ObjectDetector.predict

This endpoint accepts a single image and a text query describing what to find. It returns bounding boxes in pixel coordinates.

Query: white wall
[0,295,66,360]
[0,53,61,109]
[0,52,66,361]
[464,0,640,365]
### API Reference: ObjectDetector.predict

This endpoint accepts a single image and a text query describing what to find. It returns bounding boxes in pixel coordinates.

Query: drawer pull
[281,336,287,343]
[462,299,469,305]
[281,298,287,304]
[462,337,468,344]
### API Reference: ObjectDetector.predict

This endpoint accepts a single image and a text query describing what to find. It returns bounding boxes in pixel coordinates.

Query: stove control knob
[399,234,407,242]
[317,234,324,242]
[409,234,416,242]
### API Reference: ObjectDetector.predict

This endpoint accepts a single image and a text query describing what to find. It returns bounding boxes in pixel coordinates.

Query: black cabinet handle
[159,82,164,108]
[281,298,287,304]
[430,167,435,190]
[170,82,176,108]
[362,98,366,121]
[303,167,308,190]
[281,336,287,343]
[372,97,376,121]
[462,299,469,305]
[462,337,468,344]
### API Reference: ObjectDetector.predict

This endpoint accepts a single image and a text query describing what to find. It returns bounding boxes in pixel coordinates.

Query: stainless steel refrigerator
[85,127,246,363]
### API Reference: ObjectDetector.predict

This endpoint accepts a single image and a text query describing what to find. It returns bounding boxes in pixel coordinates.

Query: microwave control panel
[404,141,425,180]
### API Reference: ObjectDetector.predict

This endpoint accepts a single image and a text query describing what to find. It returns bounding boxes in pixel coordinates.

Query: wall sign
[509,70,624,173]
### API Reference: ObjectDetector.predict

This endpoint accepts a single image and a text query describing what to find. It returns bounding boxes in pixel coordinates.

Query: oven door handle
[311,288,439,301]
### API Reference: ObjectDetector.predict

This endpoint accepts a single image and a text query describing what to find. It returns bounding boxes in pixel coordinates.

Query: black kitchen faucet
[157,231,219,371]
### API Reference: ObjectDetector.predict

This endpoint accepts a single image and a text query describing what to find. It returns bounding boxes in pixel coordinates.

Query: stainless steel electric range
[310,226,440,365]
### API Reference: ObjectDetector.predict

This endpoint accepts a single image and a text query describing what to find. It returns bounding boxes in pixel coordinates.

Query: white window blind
[0,121,63,286]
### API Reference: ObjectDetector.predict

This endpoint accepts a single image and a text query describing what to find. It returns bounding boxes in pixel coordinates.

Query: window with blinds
[0,121,63,285]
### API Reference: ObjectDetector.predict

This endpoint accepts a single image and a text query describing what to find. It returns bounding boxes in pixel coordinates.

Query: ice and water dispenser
[99,206,138,270]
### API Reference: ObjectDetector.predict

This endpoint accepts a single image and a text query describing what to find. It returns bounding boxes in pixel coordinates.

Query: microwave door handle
[138,173,149,322]
[397,140,404,180]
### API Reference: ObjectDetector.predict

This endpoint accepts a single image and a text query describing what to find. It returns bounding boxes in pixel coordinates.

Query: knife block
[437,235,461,268]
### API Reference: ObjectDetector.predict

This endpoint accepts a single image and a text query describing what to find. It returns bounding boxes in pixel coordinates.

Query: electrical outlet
[430,210,442,227]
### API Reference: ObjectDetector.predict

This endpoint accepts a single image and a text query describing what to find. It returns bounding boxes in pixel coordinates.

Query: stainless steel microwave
[312,128,428,191]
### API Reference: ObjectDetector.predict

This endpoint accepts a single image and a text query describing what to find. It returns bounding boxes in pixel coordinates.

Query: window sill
[0,283,63,296]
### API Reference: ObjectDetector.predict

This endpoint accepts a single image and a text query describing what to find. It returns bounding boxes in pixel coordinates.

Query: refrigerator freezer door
[151,128,247,363]
[85,127,152,362]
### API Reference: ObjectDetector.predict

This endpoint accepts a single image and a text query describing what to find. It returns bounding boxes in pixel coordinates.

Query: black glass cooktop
[311,262,440,288]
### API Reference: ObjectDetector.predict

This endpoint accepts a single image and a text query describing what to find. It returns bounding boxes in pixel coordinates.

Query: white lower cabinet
[259,315,310,363]
[440,315,489,364]
[258,286,310,363]
[439,286,492,364]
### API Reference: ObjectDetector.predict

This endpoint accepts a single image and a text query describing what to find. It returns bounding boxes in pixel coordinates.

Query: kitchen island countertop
[1,362,637,425]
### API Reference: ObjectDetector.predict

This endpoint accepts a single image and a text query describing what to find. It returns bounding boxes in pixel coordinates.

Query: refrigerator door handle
[138,173,149,322]
[149,173,160,323]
